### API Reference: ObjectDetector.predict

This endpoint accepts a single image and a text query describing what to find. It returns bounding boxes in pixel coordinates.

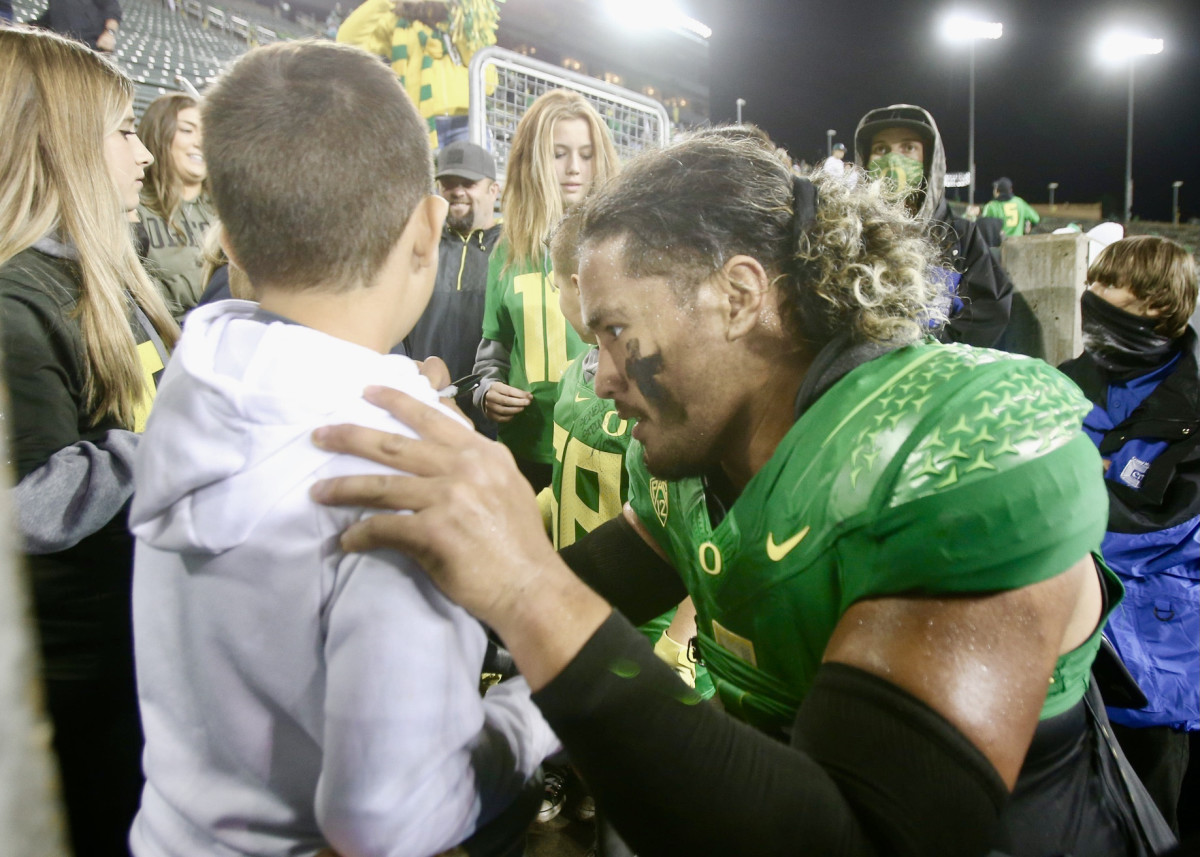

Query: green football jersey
[981,196,1041,237]
[481,241,587,464]
[628,343,1112,737]
[549,350,632,550]
[551,348,713,697]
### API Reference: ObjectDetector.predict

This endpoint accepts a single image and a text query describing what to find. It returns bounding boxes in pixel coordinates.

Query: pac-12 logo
[650,478,669,526]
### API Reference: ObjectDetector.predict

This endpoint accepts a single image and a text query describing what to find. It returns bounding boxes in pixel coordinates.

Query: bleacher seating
[10,0,300,115]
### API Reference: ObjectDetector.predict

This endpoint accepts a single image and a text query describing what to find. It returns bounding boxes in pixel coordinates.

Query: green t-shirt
[628,342,1112,737]
[982,195,1041,237]
[550,348,713,697]
[481,241,586,463]
[137,196,216,320]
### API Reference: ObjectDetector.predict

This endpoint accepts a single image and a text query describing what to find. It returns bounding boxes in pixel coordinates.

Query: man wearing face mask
[1058,236,1200,836]
[854,104,1013,348]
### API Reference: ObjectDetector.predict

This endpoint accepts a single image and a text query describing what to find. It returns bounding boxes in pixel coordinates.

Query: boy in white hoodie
[129,40,557,857]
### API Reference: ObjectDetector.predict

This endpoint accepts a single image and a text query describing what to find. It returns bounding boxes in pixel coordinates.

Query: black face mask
[1080,289,1177,380]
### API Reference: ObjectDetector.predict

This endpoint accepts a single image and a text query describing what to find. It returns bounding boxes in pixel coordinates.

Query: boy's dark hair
[203,40,433,293]
[1088,236,1199,339]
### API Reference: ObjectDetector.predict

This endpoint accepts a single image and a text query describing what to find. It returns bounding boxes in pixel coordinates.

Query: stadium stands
[11,0,272,113]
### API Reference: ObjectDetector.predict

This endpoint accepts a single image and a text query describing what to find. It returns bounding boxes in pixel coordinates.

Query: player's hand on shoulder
[311,385,555,626]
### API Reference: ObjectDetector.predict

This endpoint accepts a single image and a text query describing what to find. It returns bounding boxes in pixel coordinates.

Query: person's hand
[415,356,451,391]
[482,382,532,423]
[96,29,116,51]
[310,386,609,689]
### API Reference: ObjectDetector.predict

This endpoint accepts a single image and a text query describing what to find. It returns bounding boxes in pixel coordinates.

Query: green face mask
[867,151,925,197]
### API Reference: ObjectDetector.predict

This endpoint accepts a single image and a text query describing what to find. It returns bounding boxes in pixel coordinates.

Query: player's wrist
[489,550,610,692]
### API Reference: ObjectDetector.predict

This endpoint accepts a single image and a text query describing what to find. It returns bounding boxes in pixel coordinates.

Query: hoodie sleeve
[13,431,139,554]
[472,337,511,410]
[315,541,556,857]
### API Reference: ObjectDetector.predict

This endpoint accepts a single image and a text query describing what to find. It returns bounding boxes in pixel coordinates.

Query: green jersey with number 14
[628,342,1115,738]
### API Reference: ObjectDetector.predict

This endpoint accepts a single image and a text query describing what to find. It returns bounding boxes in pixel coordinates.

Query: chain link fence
[468,46,669,181]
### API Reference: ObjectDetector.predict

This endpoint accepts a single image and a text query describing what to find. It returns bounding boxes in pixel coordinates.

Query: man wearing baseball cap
[854,104,1013,348]
[405,140,502,433]
[821,141,847,177]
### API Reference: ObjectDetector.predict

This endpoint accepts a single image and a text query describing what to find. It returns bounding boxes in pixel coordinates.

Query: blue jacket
[1060,329,1200,731]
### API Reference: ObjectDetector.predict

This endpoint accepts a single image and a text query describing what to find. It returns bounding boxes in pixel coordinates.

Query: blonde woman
[473,89,619,490]
[137,92,216,320]
[0,27,178,857]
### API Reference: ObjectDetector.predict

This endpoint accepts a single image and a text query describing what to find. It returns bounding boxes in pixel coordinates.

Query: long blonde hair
[138,92,207,240]
[502,89,619,271]
[0,27,179,429]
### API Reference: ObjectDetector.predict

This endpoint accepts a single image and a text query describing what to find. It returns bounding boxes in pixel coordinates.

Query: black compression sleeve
[558,515,686,625]
[533,613,1008,857]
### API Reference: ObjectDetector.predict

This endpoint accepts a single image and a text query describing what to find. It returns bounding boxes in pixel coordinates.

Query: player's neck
[720,351,810,492]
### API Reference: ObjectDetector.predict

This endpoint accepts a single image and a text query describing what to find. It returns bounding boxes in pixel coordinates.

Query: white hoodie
[129,301,556,857]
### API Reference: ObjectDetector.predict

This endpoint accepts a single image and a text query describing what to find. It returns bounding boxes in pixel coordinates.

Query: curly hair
[576,127,944,352]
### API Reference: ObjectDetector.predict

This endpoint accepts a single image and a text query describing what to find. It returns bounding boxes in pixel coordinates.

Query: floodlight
[942,15,1003,42]
[1097,32,1164,61]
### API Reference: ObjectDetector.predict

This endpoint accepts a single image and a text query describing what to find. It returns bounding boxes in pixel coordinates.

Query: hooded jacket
[855,105,1013,349]
[129,301,556,857]
[1060,329,1200,731]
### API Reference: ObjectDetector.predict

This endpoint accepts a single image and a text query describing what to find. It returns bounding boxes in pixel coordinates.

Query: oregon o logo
[699,541,722,576]
[650,478,669,526]
[602,410,629,437]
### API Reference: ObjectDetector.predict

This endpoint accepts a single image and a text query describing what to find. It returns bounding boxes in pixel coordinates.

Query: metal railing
[468,46,669,181]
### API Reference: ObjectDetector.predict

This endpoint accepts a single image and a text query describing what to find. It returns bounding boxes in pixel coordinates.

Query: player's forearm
[484,547,612,692]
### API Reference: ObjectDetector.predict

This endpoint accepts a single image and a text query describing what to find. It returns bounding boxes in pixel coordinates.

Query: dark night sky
[691,0,1200,222]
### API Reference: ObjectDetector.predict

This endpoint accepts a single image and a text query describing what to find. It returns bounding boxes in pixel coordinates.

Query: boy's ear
[216,225,243,272]
[409,194,448,272]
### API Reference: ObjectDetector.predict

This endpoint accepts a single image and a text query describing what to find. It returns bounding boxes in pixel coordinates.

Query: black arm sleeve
[533,613,1008,857]
[558,514,687,626]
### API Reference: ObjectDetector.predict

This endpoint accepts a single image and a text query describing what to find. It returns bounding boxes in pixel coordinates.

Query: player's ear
[718,255,770,341]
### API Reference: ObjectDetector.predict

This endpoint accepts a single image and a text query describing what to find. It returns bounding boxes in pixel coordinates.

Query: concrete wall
[0,389,68,855]
[1000,232,1090,367]
[1030,202,1102,220]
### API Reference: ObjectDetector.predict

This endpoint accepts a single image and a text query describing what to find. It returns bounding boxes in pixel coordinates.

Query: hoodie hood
[854,104,947,223]
[131,300,448,554]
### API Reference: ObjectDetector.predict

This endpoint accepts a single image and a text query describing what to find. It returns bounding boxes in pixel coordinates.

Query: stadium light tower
[940,14,1003,207]
[826,129,836,157]
[1173,181,1183,226]
[1048,182,1059,207]
[1097,30,1163,224]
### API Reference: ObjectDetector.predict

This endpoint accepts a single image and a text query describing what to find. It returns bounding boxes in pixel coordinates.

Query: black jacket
[1059,328,1200,534]
[34,0,121,46]
[931,197,1014,349]
[0,245,161,680]
[405,222,501,427]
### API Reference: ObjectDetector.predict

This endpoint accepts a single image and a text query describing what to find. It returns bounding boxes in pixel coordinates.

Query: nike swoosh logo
[575,393,590,402]
[765,526,810,561]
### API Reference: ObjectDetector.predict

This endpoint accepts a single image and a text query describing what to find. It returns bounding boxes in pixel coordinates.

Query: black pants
[993,684,1176,857]
[1112,722,1191,836]
[44,659,144,857]
[514,457,554,494]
